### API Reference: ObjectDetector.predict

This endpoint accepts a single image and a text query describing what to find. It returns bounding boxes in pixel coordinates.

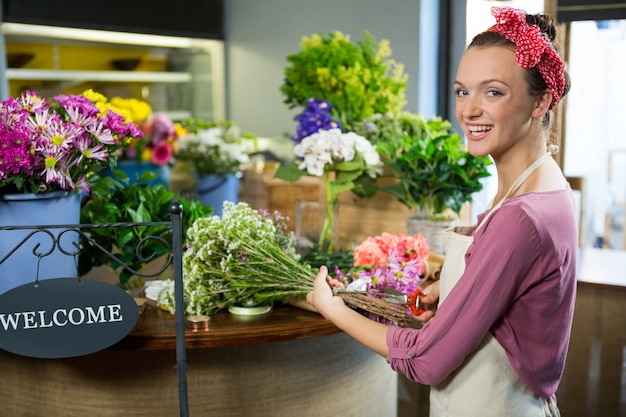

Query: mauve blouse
[386,190,578,398]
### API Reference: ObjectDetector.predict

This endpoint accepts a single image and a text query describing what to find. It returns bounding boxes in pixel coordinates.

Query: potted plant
[277,30,410,257]
[362,112,493,253]
[0,89,143,293]
[78,171,212,289]
[274,98,383,258]
[174,119,257,216]
[107,97,183,188]
[281,30,408,132]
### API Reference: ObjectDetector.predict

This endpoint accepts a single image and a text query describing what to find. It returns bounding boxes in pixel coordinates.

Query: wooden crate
[334,175,471,253]
[335,190,413,250]
[239,170,269,210]
[265,175,324,239]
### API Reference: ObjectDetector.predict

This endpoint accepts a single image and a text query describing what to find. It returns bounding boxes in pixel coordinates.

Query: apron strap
[477,152,553,232]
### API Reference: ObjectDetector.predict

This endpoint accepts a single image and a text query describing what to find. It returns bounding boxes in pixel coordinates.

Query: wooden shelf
[6,68,192,83]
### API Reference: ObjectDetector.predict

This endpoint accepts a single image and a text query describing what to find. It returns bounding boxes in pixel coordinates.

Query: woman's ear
[532,89,552,119]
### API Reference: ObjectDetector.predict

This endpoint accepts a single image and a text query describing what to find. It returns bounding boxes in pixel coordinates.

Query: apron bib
[429,153,560,417]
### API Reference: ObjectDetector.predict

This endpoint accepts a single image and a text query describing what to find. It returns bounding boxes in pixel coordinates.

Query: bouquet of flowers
[352,232,431,271]
[175,119,256,177]
[0,89,143,195]
[158,201,313,315]
[110,97,181,167]
[275,98,383,253]
[336,232,431,324]
[158,201,421,326]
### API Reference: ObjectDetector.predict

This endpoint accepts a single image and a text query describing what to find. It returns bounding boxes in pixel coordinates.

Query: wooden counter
[117,302,342,350]
[557,248,626,417]
[577,247,626,288]
[0,303,398,417]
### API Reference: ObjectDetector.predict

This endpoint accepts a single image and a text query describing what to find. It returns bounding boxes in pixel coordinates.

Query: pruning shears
[383,288,427,315]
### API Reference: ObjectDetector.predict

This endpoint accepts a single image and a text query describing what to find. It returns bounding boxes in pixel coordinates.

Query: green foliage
[79,170,212,288]
[274,152,379,202]
[300,245,354,273]
[281,30,408,130]
[371,113,493,219]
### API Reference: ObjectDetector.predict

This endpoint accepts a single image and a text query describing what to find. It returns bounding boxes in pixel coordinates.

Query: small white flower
[294,128,382,177]
[197,127,222,146]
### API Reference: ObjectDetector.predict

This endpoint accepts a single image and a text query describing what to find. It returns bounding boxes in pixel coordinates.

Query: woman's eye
[456,89,468,97]
[486,90,502,97]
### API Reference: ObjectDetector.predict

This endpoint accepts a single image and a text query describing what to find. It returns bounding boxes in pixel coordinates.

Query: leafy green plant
[281,30,408,131]
[78,170,212,288]
[370,113,493,220]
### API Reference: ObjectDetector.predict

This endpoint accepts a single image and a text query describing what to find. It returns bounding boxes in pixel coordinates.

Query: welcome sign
[0,278,139,358]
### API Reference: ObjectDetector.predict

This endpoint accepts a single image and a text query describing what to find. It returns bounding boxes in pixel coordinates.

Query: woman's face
[454,45,541,160]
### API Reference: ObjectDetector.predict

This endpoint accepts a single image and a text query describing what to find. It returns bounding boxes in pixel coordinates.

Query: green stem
[317,171,335,254]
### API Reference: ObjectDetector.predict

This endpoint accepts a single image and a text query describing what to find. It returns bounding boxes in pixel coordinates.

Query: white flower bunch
[178,127,250,163]
[158,201,311,315]
[175,121,253,176]
[294,128,383,177]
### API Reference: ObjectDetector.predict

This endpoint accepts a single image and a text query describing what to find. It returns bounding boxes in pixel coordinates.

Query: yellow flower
[82,89,107,104]
[94,101,112,118]
[377,39,391,59]
[110,97,152,123]
[141,147,153,162]
[174,123,187,138]
[330,34,345,48]
[332,31,350,42]
[300,33,322,49]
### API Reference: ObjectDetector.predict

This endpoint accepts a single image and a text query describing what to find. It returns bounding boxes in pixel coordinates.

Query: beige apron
[429,153,560,417]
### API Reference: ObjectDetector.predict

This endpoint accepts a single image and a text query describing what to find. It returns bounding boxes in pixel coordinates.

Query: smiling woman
[304,7,577,417]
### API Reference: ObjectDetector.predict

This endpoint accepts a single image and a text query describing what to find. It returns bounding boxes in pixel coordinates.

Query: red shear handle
[406,288,427,315]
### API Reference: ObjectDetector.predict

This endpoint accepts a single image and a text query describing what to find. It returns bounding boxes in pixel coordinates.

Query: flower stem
[318,171,334,254]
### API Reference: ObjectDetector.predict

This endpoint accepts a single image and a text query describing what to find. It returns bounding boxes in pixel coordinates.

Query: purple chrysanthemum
[150,112,175,144]
[0,90,144,194]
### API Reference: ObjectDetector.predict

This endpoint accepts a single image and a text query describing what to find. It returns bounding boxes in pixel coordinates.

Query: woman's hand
[306,266,345,317]
[292,266,345,314]
[413,281,440,323]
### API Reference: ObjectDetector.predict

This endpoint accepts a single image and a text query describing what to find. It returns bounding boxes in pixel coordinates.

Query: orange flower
[353,232,430,270]
[353,238,388,267]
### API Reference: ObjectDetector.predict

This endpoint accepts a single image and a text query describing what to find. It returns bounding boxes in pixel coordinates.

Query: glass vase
[406,215,457,255]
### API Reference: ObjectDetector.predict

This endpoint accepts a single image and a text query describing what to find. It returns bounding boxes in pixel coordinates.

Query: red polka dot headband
[485,6,565,109]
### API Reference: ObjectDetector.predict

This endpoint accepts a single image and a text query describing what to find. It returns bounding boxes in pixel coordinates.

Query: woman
[306,6,576,416]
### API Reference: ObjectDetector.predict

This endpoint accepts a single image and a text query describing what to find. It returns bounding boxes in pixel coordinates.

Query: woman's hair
[468,12,571,129]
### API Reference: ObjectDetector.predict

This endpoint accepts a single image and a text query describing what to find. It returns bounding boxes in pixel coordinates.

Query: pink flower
[0,90,142,194]
[151,141,173,166]
[353,238,388,267]
[150,112,176,143]
[353,232,430,270]
[347,232,431,323]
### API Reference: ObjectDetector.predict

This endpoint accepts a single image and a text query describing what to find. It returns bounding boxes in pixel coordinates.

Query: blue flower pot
[196,173,240,217]
[104,161,171,188]
[0,191,82,295]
